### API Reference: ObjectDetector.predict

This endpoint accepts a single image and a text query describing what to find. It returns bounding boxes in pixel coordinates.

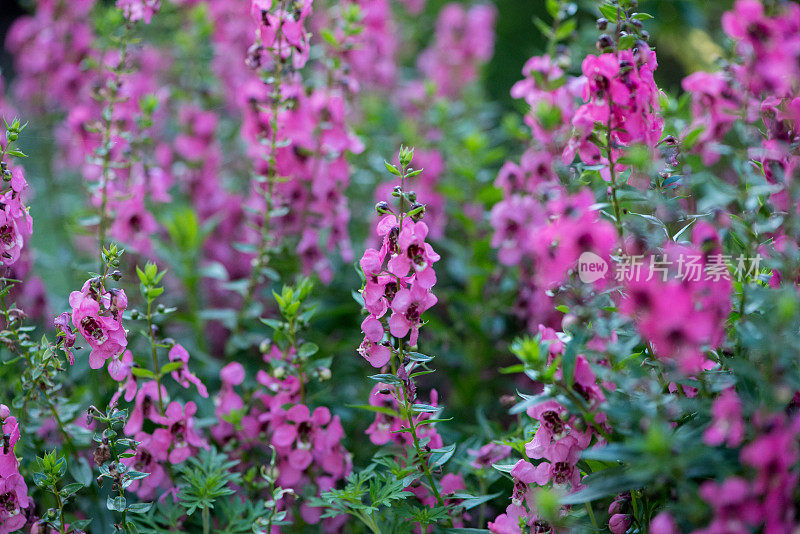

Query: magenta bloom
[120,430,171,499]
[168,344,209,398]
[387,220,440,289]
[69,280,128,369]
[609,514,631,534]
[704,389,745,448]
[125,380,167,435]
[108,350,137,405]
[0,186,32,268]
[159,401,207,464]
[53,312,76,365]
[388,280,438,346]
[117,0,161,24]
[0,405,29,531]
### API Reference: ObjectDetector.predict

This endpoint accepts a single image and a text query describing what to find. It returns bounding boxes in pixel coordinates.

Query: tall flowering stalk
[343,147,465,530]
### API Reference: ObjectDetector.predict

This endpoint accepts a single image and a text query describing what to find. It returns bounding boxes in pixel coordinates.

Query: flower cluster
[210,354,352,529]
[69,278,128,369]
[117,0,161,23]
[0,405,30,533]
[359,209,440,364]
[564,42,664,181]
[418,3,497,99]
[490,187,616,329]
[5,0,96,111]
[620,223,732,373]
[0,160,32,268]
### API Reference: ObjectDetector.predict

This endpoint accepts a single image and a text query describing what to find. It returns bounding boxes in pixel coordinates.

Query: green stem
[236,0,288,335]
[97,23,132,273]
[48,397,75,452]
[146,299,164,413]
[585,502,599,529]
[202,506,210,534]
[53,487,66,534]
[606,4,624,239]
[396,341,444,510]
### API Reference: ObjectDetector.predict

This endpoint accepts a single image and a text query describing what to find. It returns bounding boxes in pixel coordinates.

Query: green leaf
[298,342,319,359]
[618,34,636,50]
[430,444,456,468]
[598,3,618,22]
[107,495,127,512]
[127,502,153,514]
[62,482,84,498]
[562,332,587,387]
[545,0,559,18]
[407,351,433,362]
[130,368,156,379]
[632,12,653,20]
[369,374,401,385]
[555,18,577,41]
[159,361,183,375]
[384,161,401,176]
[259,318,283,330]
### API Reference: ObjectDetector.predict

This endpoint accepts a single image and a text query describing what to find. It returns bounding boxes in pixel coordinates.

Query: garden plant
[0,0,798,532]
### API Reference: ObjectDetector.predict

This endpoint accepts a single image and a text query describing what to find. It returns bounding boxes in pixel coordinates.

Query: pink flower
[159,401,207,464]
[53,312,76,365]
[0,474,29,532]
[125,380,167,435]
[121,430,170,499]
[0,186,32,268]
[108,350,138,405]
[388,280,438,346]
[357,338,391,368]
[0,406,29,532]
[468,443,512,469]
[117,0,161,24]
[69,280,128,369]
[109,185,158,254]
[417,3,496,98]
[167,344,209,398]
[649,512,678,534]
[609,514,631,534]
[703,389,745,447]
[387,220,440,289]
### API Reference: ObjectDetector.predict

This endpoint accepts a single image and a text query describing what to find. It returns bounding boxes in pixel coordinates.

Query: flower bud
[375,201,392,214]
[94,440,112,466]
[609,514,631,534]
[596,17,608,30]
[408,203,426,221]
[597,34,613,51]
